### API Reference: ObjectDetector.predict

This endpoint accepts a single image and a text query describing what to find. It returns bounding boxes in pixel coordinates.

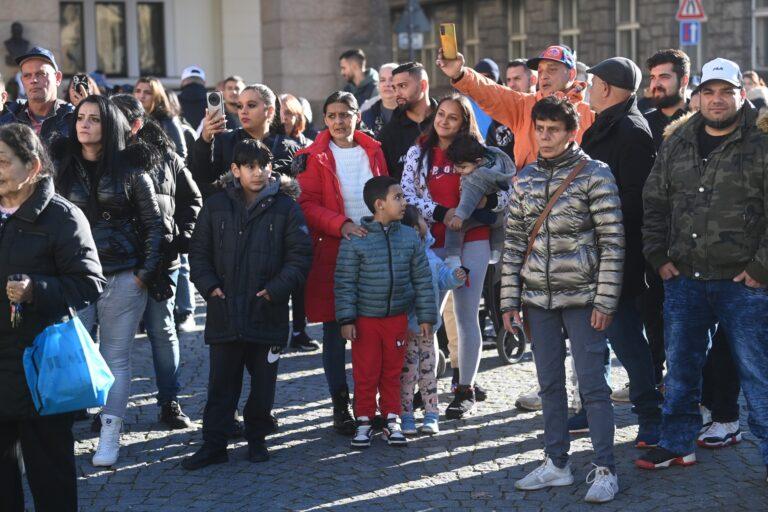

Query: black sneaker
[291,331,320,352]
[182,445,228,470]
[351,418,374,449]
[159,401,193,430]
[446,385,476,419]
[247,442,270,463]
[382,415,408,447]
[635,446,696,470]
[474,383,487,402]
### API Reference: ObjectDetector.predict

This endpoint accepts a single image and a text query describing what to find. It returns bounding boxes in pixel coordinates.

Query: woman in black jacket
[134,77,188,159]
[191,83,301,199]
[112,94,202,430]
[53,95,163,468]
[0,123,104,512]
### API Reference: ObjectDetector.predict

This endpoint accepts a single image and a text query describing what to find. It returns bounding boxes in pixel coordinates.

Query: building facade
[1,1,766,115]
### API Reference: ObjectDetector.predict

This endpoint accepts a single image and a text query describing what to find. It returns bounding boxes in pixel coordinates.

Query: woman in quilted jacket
[295,91,388,435]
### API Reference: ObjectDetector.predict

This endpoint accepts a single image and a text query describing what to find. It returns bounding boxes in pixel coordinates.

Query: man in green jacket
[638,59,768,482]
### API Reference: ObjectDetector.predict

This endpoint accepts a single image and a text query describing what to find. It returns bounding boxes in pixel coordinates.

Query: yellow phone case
[440,23,458,60]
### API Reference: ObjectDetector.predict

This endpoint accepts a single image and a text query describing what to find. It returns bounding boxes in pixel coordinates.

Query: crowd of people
[0,37,767,510]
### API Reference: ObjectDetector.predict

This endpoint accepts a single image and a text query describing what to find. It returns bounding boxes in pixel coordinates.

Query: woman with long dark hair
[134,77,187,159]
[296,91,388,435]
[52,95,163,467]
[0,123,103,511]
[401,93,511,419]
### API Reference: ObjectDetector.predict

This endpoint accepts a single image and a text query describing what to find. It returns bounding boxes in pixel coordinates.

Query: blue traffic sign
[680,20,701,45]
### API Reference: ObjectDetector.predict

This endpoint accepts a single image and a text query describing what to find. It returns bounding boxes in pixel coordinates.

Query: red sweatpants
[351,314,408,419]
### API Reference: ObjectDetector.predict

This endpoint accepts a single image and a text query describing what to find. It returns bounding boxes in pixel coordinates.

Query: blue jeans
[144,269,181,405]
[662,276,768,464]
[322,321,349,395]
[79,270,148,419]
[606,297,663,425]
[175,254,196,317]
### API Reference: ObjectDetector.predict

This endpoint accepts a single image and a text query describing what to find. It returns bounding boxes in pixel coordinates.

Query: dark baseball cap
[587,57,641,92]
[15,46,58,71]
[527,45,576,70]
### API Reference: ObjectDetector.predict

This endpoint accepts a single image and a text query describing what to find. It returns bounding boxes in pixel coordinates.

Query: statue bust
[5,22,31,67]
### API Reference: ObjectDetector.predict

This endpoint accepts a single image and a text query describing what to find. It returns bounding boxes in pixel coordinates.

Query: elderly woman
[0,123,104,512]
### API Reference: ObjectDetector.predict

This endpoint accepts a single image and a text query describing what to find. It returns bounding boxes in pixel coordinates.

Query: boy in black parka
[184,139,312,469]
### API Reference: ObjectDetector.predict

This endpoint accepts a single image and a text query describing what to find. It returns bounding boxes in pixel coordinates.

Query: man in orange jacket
[437,45,595,169]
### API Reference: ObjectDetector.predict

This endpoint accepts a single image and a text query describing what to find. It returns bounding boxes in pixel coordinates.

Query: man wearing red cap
[437,45,595,170]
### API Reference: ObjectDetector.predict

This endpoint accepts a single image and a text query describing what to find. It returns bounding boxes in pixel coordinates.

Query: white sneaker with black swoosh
[267,346,281,364]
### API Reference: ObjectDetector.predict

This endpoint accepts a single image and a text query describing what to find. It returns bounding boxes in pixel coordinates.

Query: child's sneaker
[382,413,408,446]
[401,413,417,435]
[420,412,440,435]
[351,417,373,449]
[489,249,502,264]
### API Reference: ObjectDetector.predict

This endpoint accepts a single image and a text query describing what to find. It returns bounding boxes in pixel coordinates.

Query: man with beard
[378,61,436,181]
[340,49,379,106]
[640,49,692,391]
[644,50,691,150]
[638,59,768,480]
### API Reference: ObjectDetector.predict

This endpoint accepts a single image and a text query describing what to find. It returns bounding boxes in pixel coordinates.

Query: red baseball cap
[527,45,576,70]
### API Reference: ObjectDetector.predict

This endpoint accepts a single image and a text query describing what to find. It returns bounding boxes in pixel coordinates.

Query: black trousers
[0,413,77,512]
[291,284,307,333]
[202,343,279,449]
[643,268,666,385]
[701,328,741,423]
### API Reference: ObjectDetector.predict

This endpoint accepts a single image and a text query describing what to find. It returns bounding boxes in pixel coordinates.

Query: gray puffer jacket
[500,144,625,314]
[334,218,436,326]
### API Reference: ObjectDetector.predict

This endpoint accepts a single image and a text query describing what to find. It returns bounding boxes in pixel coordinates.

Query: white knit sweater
[330,141,374,224]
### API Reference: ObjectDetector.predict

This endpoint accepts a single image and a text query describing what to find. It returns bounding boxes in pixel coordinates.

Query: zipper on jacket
[385,228,394,317]
[219,220,225,249]
[544,174,553,309]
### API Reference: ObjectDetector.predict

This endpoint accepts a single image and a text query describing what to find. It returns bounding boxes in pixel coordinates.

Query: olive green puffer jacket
[500,144,625,314]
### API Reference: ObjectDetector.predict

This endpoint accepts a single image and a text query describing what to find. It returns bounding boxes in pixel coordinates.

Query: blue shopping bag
[22,314,114,415]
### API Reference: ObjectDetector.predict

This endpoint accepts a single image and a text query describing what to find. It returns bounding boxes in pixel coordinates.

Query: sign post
[676,0,707,75]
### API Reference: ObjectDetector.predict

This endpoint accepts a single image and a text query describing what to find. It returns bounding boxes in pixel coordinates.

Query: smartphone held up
[439,23,458,60]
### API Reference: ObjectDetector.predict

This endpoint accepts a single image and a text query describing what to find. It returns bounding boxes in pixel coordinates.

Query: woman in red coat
[296,91,387,434]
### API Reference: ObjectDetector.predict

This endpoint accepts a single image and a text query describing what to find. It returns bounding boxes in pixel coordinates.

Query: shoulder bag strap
[524,159,588,260]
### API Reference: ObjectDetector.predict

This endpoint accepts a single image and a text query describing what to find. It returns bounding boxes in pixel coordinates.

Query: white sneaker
[383,413,408,446]
[350,416,373,449]
[584,465,619,503]
[92,414,122,466]
[515,387,542,412]
[610,383,630,402]
[697,421,742,448]
[699,405,712,432]
[489,249,502,264]
[515,456,574,491]
[177,314,197,333]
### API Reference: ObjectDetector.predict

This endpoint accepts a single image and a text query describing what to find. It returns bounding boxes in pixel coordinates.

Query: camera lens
[208,94,220,106]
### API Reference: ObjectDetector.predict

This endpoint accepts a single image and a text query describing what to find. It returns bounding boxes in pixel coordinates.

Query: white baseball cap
[181,65,206,82]
[699,58,742,88]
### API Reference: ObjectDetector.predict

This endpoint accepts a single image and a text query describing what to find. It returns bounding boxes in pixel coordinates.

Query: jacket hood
[665,104,766,143]
[221,172,300,200]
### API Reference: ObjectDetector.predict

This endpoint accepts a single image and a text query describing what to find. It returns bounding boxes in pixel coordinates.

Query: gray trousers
[79,270,148,419]
[444,214,505,259]
[527,305,615,469]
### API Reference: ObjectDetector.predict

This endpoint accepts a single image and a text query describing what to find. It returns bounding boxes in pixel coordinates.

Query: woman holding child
[295,91,388,436]
[401,93,513,419]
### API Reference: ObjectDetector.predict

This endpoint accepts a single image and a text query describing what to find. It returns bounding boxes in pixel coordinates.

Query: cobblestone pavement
[30,305,767,511]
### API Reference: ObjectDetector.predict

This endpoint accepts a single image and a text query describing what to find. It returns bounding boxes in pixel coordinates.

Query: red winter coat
[296,130,388,322]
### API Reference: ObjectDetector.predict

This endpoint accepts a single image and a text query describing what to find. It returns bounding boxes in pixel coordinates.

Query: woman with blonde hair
[134,77,187,158]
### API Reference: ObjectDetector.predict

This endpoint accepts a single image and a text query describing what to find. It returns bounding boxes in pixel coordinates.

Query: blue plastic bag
[22,315,114,416]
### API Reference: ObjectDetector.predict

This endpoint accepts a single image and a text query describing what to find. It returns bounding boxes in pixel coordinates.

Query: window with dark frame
[95,2,128,76]
[138,2,166,76]
[60,2,85,75]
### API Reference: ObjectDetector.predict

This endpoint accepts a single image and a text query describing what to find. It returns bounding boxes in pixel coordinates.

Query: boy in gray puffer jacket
[444,135,516,268]
[335,176,436,450]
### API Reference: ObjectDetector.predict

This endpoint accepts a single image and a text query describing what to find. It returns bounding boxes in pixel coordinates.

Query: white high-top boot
[92,414,122,466]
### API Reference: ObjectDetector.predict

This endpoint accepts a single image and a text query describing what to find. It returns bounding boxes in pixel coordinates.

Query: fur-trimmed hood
[662,107,768,141]
[219,171,301,200]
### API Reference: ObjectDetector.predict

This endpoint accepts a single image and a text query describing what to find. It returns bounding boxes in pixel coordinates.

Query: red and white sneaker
[635,447,696,470]
[697,421,742,448]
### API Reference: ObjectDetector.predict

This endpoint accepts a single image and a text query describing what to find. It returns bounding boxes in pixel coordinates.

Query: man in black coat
[576,57,663,446]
